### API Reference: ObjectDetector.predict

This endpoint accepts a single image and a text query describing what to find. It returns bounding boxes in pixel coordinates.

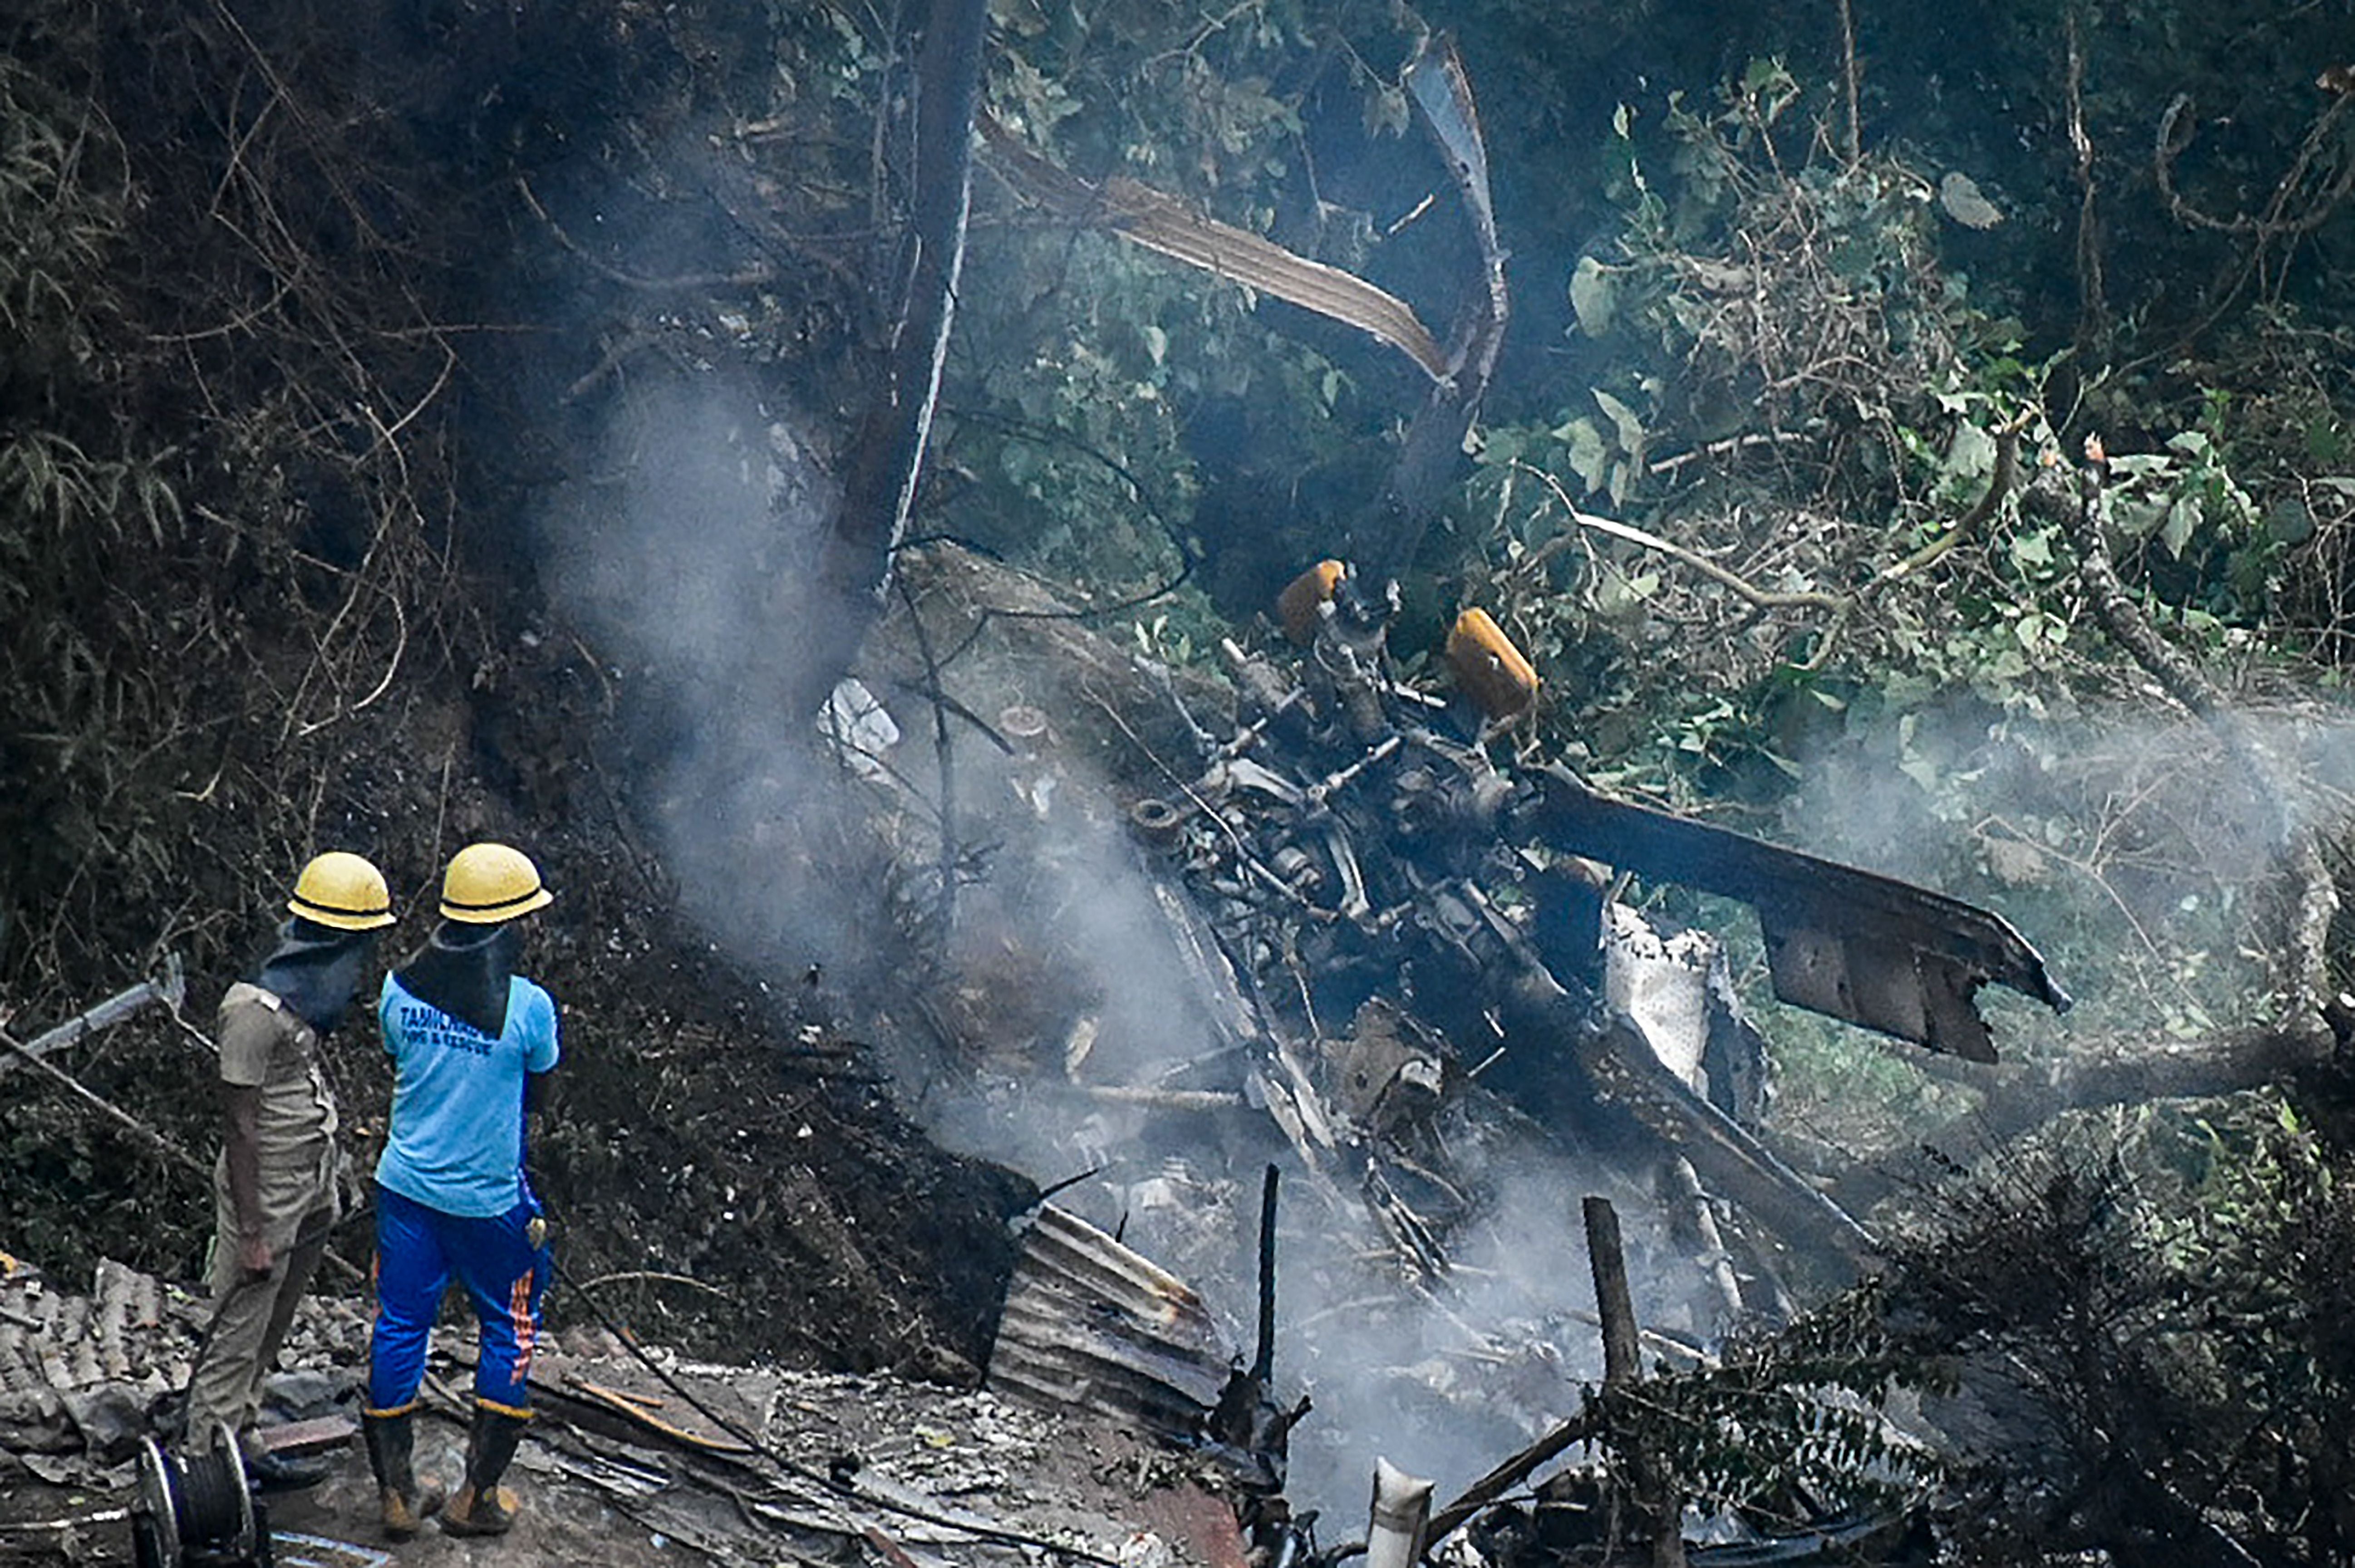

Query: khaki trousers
[182,1144,339,1450]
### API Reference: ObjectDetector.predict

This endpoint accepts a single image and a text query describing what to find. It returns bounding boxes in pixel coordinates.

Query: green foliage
[1457,62,2008,813]
[1882,1097,2355,1562]
[987,0,1318,194]
[1424,49,2315,1131]
[1597,1278,1944,1526]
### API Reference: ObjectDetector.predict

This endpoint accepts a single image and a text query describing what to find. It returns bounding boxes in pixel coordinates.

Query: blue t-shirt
[374,972,560,1218]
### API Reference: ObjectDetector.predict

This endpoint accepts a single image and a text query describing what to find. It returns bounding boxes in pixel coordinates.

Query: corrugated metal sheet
[985,1205,1238,1446]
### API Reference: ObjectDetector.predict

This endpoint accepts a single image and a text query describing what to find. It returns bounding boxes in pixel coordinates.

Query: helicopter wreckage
[828,536,2074,1562]
[865,544,2070,1284]
[823,24,2072,1550]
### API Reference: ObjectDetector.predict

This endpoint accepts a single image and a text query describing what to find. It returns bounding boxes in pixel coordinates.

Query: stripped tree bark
[779,0,990,726]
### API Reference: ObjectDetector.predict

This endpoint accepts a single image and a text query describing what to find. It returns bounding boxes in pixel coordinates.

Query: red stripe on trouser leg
[509,1273,536,1382]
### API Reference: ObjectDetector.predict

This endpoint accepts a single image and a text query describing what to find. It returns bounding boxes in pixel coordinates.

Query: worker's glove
[526,1214,550,1252]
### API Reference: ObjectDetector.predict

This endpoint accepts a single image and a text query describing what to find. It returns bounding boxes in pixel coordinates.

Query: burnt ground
[0,558,1249,1562]
[4,594,1049,1382]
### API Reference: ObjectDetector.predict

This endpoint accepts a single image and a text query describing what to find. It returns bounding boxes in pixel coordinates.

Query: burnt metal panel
[1526,766,2069,1060]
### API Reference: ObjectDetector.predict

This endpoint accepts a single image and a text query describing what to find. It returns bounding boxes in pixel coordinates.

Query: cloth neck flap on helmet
[254,919,376,1035]
[396,920,518,1040]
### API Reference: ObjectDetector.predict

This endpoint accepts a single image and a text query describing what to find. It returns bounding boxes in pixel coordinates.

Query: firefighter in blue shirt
[361,842,558,1539]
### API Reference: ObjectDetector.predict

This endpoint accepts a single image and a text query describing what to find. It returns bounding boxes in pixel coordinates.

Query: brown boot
[441,1404,530,1537]
[360,1409,446,1539]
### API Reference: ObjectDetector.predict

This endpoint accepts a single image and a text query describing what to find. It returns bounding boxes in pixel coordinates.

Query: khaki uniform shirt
[212,981,342,1245]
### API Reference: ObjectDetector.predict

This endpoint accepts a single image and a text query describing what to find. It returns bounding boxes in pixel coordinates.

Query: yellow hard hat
[288,851,397,931]
[439,842,554,924]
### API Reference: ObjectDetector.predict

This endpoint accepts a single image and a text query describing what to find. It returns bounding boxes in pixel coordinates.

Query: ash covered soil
[0,1281,1246,1568]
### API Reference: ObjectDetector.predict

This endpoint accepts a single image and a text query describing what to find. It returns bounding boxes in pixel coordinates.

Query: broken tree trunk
[1659,1157,1745,1328]
[1825,1021,2355,1215]
[1343,38,1510,589]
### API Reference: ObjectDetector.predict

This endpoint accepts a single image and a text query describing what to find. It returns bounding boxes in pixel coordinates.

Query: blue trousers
[367,1183,550,1416]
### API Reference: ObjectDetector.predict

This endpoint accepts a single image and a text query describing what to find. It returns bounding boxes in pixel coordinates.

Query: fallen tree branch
[1520,467,1846,615]
[516,173,774,293]
[574,1270,736,1298]
[1425,1405,1604,1545]
[1872,409,2030,584]
[1515,408,2028,674]
[0,960,187,1083]
[0,1025,209,1180]
[2044,454,2338,1048]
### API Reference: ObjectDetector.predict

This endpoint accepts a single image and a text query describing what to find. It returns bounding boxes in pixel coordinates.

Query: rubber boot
[441,1405,530,1537]
[361,1410,445,1539]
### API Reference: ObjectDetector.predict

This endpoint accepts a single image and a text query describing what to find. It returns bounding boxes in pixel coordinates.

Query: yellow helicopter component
[1445,607,1539,720]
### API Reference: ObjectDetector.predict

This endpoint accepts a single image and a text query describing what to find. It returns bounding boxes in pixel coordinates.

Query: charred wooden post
[1252,1163,1279,1387]
[1585,1196,1687,1568]
[1209,1163,1301,1481]
[1586,1196,1641,1387]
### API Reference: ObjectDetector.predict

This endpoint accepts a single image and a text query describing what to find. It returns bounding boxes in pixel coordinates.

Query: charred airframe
[963,545,2070,1548]
[1113,562,2067,1277]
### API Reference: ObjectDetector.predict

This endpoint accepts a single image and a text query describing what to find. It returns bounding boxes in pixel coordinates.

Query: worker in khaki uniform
[364,841,559,1539]
[182,851,395,1489]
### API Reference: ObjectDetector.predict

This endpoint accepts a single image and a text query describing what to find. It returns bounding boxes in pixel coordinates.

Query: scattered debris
[0,1244,1254,1568]
[988,1204,1239,1455]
